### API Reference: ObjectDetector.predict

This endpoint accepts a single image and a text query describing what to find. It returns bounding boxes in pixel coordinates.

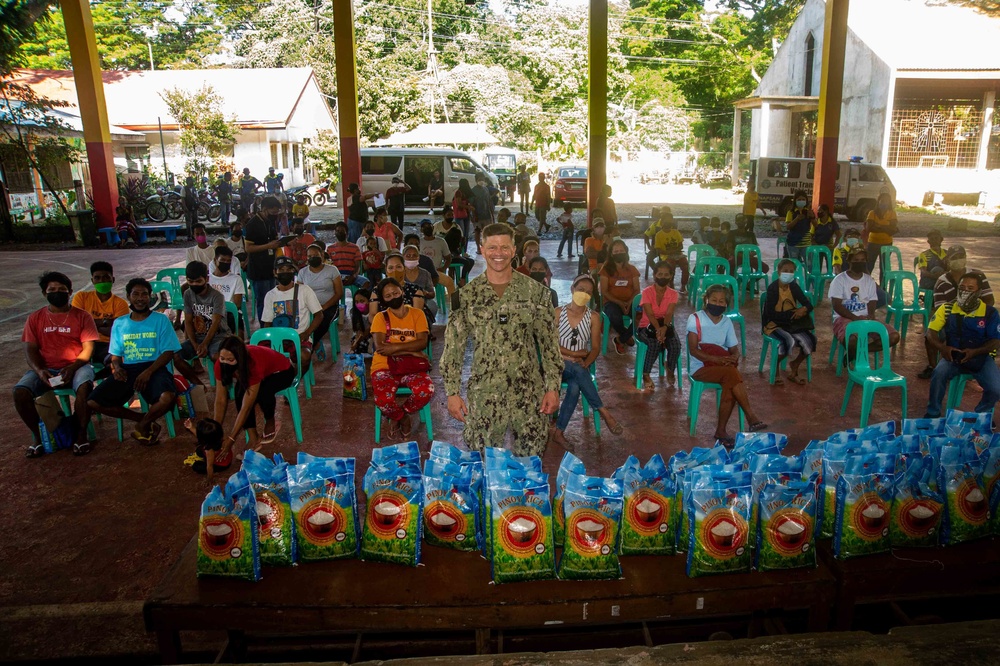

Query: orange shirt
[370,306,428,375]
[584,237,608,271]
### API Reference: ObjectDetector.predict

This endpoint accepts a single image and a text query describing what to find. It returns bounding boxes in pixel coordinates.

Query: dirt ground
[1,194,999,661]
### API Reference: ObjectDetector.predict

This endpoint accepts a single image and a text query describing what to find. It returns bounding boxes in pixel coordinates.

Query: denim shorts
[14,365,95,397]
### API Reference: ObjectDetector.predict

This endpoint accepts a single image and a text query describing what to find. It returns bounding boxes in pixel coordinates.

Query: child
[184,418,232,485]
[350,288,373,354]
[556,203,575,259]
[362,236,385,286]
[291,194,311,233]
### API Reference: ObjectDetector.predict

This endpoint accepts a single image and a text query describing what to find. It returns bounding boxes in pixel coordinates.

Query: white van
[751,157,896,221]
[360,148,499,210]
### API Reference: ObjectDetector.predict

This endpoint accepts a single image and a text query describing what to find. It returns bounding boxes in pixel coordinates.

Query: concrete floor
[1,209,999,661]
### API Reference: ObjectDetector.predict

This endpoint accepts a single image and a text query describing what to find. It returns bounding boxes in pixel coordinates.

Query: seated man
[261,256,324,371]
[281,217,316,270]
[328,222,371,290]
[209,246,245,333]
[419,219,456,294]
[15,271,99,457]
[185,223,215,267]
[924,273,1000,418]
[181,261,230,367]
[71,260,129,368]
[87,278,181,445]
[828,247,900,362]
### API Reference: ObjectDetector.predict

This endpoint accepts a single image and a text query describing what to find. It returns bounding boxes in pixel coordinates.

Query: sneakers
[614,338,626,355]
[918,365,934,379]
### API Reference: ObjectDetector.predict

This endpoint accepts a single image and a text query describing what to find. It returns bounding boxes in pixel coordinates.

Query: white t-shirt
[209,272,245,303]
[261,283,323,335]
[223,236,246,255]
[185,245,216,267]
[211,257,241,276]
[356,234,388,252]
[686,311,738,375]
[420,235,451,270]
[828,272,878,321]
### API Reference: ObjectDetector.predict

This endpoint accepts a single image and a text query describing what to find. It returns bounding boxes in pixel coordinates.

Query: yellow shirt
[654,229,684,258]
[865,209,897,246]
[71,290,130,343]
[743,190,759,216]
[291,203,310,219]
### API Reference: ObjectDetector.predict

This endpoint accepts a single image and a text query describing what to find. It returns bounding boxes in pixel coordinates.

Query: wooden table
[145,537,835,663]
[819,538,1000,630]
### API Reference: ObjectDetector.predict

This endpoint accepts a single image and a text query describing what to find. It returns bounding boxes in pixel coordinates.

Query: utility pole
[425,0,448,124]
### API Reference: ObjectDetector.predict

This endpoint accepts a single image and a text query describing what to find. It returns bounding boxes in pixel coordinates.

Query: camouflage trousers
[462,388,549,456]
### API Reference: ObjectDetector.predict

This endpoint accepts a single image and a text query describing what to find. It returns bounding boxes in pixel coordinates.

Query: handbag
[382,311,431,377]
[271,284,298,329]
[693,313,732,366]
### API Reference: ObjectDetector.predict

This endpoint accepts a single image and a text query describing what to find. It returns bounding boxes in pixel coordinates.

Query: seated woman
[763,259,815,385]
[526,256,559,307]
[637,260,682,390]
[374,252,426,320]
[686,284,767,444]
[551,275,622,449]
[213,335,297,448]
[370,278,434,438]
[402,244,438,326]
[600,239,640,354]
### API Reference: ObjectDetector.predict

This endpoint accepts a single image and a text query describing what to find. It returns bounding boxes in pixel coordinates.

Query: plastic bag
[362,446,423,566]
[833,453,895,559]
[620,454,677,556]
[342,353,368,401]
[423,458,479,551]
[557,473,623,580]
[553,452,586,546]
[241,450,297,566]
[197,470,261,581]
[287,457,360,561]
[891,454,943,548]
[756,474,818,571]
[487,465,555,584]
[685,469,753,577]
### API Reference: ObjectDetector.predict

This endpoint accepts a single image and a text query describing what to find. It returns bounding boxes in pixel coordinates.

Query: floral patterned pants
[371,370,434,422]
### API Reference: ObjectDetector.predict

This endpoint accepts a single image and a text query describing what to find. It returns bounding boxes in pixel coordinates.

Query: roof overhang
[895,69,1000,80]
[734,95,819,113]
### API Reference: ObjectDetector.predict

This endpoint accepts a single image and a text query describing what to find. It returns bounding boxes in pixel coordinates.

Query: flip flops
[132,421,162,446]
[748,421,769,432]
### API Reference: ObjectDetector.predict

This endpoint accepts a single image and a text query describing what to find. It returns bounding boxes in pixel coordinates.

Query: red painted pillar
[60,0,118,228]
[332,0,361,219]
[812,0,849,210]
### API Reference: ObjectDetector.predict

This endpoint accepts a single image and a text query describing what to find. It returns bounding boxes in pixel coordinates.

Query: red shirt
[328,242,362,274]
[214,344,292,387]
[22,306,100,369]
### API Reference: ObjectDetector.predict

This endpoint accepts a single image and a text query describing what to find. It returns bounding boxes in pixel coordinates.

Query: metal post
[977,91,995,170]
[333,0,362,220]
[587,0,608,226]
[731,108,742,187]
[812,0,849,209]
[158,117,168,181]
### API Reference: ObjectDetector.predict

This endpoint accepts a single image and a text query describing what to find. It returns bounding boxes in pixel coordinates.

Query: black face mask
[129,302,149,313]
[276,273,295,286]
[705,303,727,317]
[335,232,347,242]
[217,262,231,273]
[613,253,628,263]
[190,283,207,294]
[46,291,69,308]
[654,277,670,287]
[530,271,547,284]
[384,295,404,310]
[849,261,867,274]
[308,257,323,268]
[267,214,279,223]
[231,231,242,239]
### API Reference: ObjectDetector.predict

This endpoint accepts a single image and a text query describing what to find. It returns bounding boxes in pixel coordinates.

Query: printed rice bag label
[891,455,943,548]
[557,475,623,580]
[242,450,297,566]
[945,410,993,453]
[428,442,484,547]
[423,458,479,551]
[489,471,555,584]
[686,470,753,577]
[553,452,586,546]
[287,458,359,561]
[620,455,676,555]
[833,455,895,559]
[756,475,817,571]
[670,446,729,553]
[362,462,423,566]
[749,454,804,543]
[198,471,261,581]
[938,457,990,545]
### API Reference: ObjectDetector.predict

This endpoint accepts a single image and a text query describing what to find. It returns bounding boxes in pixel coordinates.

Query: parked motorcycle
[197,189,221,222]
[285,184,312,205]
[311,179,333,207]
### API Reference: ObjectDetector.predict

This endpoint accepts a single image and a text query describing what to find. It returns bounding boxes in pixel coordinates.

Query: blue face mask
[795,200,807,209]
[779,273,795,285]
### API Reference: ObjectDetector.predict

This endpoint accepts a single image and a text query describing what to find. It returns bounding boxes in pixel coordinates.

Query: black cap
[274,256,295,269]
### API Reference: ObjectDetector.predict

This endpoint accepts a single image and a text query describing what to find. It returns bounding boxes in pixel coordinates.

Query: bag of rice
[241,450,297,566]
[901,417,946,437]
[198,470,261,581]
[287,457,360,561]
[945,409,993,451]
[729,432,789,466]
[429,442,484,546]
[423,458,479,551]
[488,467,555,584]
[685,469,753,577]
[938,444,990,545]
[670,446,729,553]
[557,473,623,580]
[554,452,586,546]
[821,442,878,538]
[620,454,676,555]
[362,450,423,566]
[749,454,805,541]
[755,473,818,571]
[979,436,1000,536]
[833,453,895,559]
[891,454,943,548]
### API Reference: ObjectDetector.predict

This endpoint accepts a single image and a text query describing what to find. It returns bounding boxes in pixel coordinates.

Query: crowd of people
[17,172,1000,482]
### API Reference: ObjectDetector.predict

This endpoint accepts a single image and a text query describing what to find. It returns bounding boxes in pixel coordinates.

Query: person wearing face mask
[829,247,900,363]
[244,196,283,321]
[185,223,216,268]
[349,288,373,354]
[763,259,815,385]
[515,240,548,279]
[862,192,898,279]
[261,256,324,372]
[832,227,863,274]
[437,206,475,286]
[15,271,100,456]
[357,220,389,253]
[371,253,425,320]
[370,277,434,439]
[72,261,129,368]
[583,218,608,273]
[223,220,248,268]
[687,284,767,444]
[87,278,181,448]
[213,335,296,450]
[914,230,950,379]
[551,275,623,449]
[600,239,640,354]
[527,256,559,307]
[180,261,230,368]
[402,244,438,326]
[810,203,840,251]
[297,243,343,359]
[784,190,814,261]
[923,273,1000,418]
[209,246,245,335]
[280,218,316,270]
[328,222,370,290]
[933,246,994,311]
[637,260,681,390]
[346,183,374,244]
[372,208,402,251]
[419,220,455,294]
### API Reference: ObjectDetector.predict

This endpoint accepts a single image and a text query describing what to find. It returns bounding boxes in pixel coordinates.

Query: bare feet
[642,375,654,391]
[551,427,574,452]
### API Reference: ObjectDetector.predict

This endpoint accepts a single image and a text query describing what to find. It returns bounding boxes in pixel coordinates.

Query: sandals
[786,373,806,386]
[260,425,277,446]
[748,421,769,433]
[642,378,655,392]
[400,415,414,438]
[607,421,624,436]
[715,435,735,448]
[72,441,92,456]
[132,421,162,446]
[26,442,45,458]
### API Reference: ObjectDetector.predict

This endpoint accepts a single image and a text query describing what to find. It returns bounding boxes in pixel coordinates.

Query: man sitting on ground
[329,222,371,290]
[16,271,99,456]
[72,261,129,369]
[828,246,900,363]
[924,273,1000,418]
[261,256,324,371]
[181,261,230,368]
[87,278,181,446]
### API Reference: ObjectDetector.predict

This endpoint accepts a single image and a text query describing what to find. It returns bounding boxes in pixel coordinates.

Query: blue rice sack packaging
[891,454,943,548]
[620,454,677,555]
[362,445,423,566]
[483,448,543,558]
[937,443,990,545]
[557,474,624,580]
[729,432,788,466]
[980,435,1000,535]
[755,473,818,571]
[670,446,729,553]
[749,454,805,540]
[287,457,360,561]
[833,453,895,559]
[821,442,878,539]
[241,450,297,566]
[685,469,753,577]
[342,353,368,401]
[945,409,993,448]
[488,466,555,584]
[553,452,586,546]
[901,417,946,437]
[197,470,261,581]
[422,458,479,551]
[429,442,484,546]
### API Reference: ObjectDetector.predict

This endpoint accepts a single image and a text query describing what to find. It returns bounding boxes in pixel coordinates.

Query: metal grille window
[281,143,289,169]
[270,143,278,167]
[887,101,983,168]
[292,144,300,169]
[0,143,34,193]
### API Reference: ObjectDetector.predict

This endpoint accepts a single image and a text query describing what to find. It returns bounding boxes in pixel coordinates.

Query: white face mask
[403,259,419,270]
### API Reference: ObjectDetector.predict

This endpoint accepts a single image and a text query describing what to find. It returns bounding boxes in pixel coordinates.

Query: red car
[552,165,588,206]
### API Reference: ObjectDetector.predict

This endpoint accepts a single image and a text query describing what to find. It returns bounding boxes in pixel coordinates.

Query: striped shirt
[328,242,362,274]
[558,307,593,352]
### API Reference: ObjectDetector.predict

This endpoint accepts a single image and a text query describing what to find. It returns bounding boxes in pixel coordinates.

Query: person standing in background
[531,173,551,234]
[216,172,233,226]
[517,164,531,215]
[742,180,759,223]
[238,168,261,215]
[863,192,898,286]
[386,177,411,230]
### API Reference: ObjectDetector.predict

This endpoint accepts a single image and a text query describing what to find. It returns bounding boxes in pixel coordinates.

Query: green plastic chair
[435,282,448,318]
[757,292,813,385]
[115,393,180,441]
[155,267,185,292]
[733,244,767,304]
[249,328,305,443]
[945,372,975,411]
[769,258,806,287]
[840,320,907,427]
[685,335,744,436]
[449,260,471,283]
[699,274,745,355]
[775,235,787,262]
[262,314,316,398]
[630,293,681,389]
[804,246,835,305]
[600,311,612,356]
[878,245,904,288]
[374,387,433,443]
[560,362,601,434]
[686,243,717,266]
[315,312,342,363]
[339,282,361,317]
[884,270,928,342]
[53,388,98,441]
[149,279,183,316]
[690,256,731,306]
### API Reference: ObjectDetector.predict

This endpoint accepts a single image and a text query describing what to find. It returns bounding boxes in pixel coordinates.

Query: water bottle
[38,420,54,455]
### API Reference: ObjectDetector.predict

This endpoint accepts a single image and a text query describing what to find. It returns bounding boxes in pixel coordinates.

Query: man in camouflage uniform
[442,223,563,455]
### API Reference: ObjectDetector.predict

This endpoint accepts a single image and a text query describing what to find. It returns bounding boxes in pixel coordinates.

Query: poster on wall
[7,190,74,224]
